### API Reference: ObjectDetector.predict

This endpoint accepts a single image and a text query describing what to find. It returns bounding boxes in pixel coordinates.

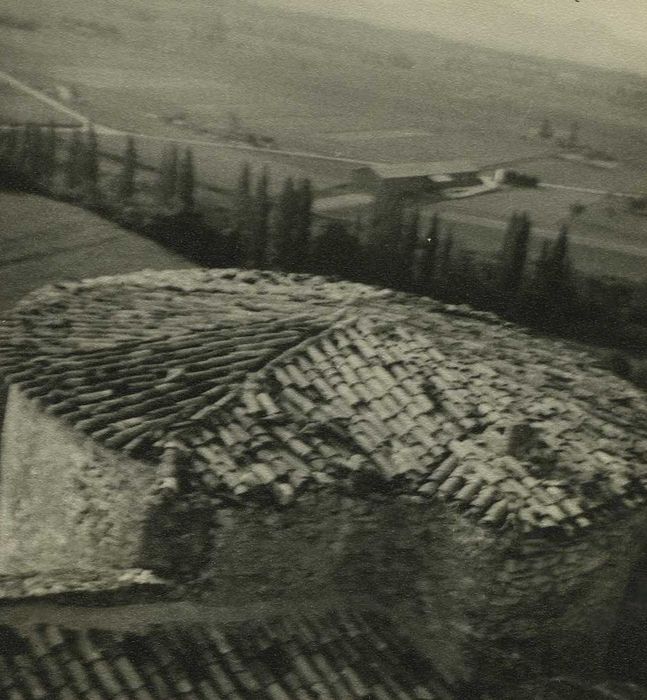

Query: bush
[602,351,632,380]
[631,359,647,390]
[628,197,647,213]
[386,50,415,69]
[66,18,121,39]
[0,13,39,32]
[503,170,538,188]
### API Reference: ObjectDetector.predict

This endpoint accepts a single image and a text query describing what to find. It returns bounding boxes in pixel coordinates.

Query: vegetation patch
[0,13,39,32]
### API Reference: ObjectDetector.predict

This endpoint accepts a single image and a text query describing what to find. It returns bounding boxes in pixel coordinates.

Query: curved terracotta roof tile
[1,268,647,534]
[0,611,452,700]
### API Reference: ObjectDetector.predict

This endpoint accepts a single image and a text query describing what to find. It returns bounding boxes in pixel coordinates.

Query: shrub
[0,13,39,32]
[602,351,632,380]
[503,170,538,188]
[386,50,415,69]
[631,359,647,390]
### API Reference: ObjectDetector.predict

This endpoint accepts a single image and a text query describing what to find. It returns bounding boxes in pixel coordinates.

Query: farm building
[352,160,481,195]
[1,268,647,698]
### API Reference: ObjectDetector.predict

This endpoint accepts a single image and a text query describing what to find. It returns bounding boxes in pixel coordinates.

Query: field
[421,214,647,283]
[96,133,358,193]
[0,192,194,312]
[505,158,647,195]
[0,82,79,126]
[4,0,647,165]
[1,0,647,282]
[435,188,601,230]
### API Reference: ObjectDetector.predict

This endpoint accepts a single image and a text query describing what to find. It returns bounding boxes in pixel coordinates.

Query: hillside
[258,0,647,76]
[0,193,195,312]
[2,0,647,168]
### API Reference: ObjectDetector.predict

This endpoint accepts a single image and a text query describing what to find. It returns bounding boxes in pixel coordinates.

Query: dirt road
[0,69,374,166]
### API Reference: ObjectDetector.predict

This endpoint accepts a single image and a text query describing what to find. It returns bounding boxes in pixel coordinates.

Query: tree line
[1,124,646,380]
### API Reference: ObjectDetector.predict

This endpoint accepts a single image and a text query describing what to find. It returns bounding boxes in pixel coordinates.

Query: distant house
[352,160,481,195]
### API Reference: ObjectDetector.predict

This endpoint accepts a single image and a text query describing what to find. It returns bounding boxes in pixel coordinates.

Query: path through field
[4,69,647,195]
[426,208,647,260]
[538,182,643,199]
[0,69,90,128]
[0,70,376,167]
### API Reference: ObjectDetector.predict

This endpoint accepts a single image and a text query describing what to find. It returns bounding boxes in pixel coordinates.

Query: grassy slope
[0,192,195,312]
[2,0,647,161]
[0,83,76,125]
[1,0,646,280]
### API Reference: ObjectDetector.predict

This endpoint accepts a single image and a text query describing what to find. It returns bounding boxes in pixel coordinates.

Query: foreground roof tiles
[0,569,166,601]
[0,609,450,699]
[1,268,647,534]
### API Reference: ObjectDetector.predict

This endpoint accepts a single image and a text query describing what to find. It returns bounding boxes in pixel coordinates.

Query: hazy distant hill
[2,0,647,168]
[255,0,647,75]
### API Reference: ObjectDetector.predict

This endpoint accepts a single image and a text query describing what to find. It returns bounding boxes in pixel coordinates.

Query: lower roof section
[0,606,453,700]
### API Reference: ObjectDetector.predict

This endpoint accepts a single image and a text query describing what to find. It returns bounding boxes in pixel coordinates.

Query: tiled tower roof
[1,268,647,534]
[0,609,451,699]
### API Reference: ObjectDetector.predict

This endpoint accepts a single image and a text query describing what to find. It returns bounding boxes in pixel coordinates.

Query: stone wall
[354,502,647,696]
[3,382,645,695]
[189,492,358,603]
[0,386,161,573]
[185,489,647,696]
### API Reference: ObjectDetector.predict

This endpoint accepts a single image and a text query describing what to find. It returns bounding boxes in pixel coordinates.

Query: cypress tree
[82,125,100,201]
[15,124,35,181]
[234,162,253,264]
[117,136,137,203]
[0,129,20,189]
[157,143,178,206]
[533,225,576,325]
[0,129,18,179]
[65,130,84,191]
[371,184,405,250]
[43,123,58,186]
[531,239,552,312]
[251,167,271,268]
[293,178,313,271]
[13,125,27,180]
[352,214,364,244]
[310,221,359,279]
[351,215,366,281]
[417,212,440,293]
[1,128,18,164]
[30,126,45,184]
[368,185,405,286]
[398,207,420,291]
[499,211,531,308]
[436,229,454,297]
[268,177,297,269]
[18,124,43,186]
[177,147,195,213]
[453,248,478,305]
[547,224,574,293]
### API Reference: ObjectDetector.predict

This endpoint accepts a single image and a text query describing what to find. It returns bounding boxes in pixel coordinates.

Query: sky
[259,0,647,73]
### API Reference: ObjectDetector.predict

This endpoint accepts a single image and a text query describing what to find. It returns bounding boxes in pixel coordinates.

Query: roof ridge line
[178,309,354,427]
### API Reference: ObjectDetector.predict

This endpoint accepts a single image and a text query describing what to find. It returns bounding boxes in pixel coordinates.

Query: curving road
[3,66,647,268]
[0,69,91,128]
[0,69,375,166]
[4,68,647,195]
